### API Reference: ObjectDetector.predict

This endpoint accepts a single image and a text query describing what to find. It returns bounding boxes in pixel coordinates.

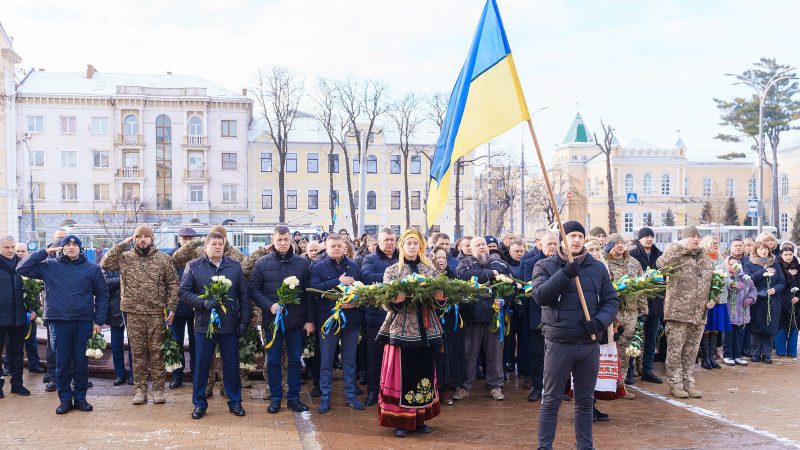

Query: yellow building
[0,22,21,236]
[249,116,476,237]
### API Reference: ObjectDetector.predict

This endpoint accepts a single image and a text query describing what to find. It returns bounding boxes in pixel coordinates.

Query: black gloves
[582,319,603,341]
[616,325,625,336]
[238,323,247,337]
[563,261,580,279]
[202,299,215,311]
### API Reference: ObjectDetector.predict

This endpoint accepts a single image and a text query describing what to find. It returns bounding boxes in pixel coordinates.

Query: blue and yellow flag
[427,0,530,226]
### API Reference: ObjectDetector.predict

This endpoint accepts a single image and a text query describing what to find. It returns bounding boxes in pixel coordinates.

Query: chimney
[86,64,97,79]
[241,88,247,96]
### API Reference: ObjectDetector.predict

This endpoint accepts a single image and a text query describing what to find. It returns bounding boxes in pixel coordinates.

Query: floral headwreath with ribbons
[397,228,432,271]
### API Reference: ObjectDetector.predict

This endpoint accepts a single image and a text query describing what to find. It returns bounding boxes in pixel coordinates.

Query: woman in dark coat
[743,239,786,364]
[432,247,467,406]
[102,268,132,386]
[776,243,800,357]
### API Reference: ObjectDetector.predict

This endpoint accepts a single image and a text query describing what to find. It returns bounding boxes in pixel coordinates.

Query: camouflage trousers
[616,310,638,375]
[664,321,704,390]
[125,313,166,392]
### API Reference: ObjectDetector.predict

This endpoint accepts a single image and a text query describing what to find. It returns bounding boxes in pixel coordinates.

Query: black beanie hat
[638,227,654,239]
[561,221,585,239]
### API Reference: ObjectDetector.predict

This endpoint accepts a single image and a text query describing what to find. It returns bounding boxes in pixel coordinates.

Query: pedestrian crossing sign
[626,193,638,204]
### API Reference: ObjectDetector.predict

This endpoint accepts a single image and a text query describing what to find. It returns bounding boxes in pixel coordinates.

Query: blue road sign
[27,241,38,252]
[626,193,638,204]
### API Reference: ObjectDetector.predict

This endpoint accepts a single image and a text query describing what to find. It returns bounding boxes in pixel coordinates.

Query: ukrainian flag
[427,0,530,226]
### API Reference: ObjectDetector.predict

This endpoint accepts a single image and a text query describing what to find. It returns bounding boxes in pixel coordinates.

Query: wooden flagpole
[526,119,595,339]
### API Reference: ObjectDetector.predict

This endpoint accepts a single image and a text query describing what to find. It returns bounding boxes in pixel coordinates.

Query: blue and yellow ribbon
[265,304,287,349]
[24,311,32,339]
[207,308,221,338]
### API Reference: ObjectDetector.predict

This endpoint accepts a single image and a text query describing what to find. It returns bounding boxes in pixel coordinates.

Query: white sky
[3,0,799,166]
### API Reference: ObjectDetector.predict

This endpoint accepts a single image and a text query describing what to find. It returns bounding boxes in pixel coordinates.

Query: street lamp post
[21,136,35,233]
[520,106,548,237]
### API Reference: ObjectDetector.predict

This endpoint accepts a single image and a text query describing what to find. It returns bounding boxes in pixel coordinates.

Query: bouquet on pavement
[85,332,106,359]
[239,325,263,370]
[161,309,183,372]
[21,277,44,338]
[265,276,301,349]
[624,320,645,358]
[199,275,232,338]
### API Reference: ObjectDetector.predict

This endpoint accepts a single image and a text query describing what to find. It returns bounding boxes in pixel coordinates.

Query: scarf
[750,255,775,267]
[557,245,588,265]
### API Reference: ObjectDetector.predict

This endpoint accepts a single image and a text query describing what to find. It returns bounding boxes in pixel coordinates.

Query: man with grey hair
[525,230,558,401]
[0,235,33,397]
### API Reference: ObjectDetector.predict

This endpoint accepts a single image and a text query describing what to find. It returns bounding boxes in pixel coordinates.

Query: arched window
[188,116,203,136]
[366,155,377,173]
[643,174,653,195]
[661,174,671,196]
[624,173,634,194]
[124,115,139,135]
[782,173,790,197]
[353,190,359,206]
[352,155,360,173]
[155,115,172,210]
[367,191,377,209]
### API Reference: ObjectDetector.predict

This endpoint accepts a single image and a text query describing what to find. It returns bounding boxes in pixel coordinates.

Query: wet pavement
[2,358,800,449]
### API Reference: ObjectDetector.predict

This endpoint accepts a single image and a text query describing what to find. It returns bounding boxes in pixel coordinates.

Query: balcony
[116,168,144,178]
[183,135,208,146]
[183,169,209,179]
[116,134,143,145]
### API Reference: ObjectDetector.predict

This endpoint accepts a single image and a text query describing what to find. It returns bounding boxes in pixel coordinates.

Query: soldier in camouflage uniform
[101,225,179,405]
[656,226,713,399]
[172,225,246,397]
[604,233,647,398]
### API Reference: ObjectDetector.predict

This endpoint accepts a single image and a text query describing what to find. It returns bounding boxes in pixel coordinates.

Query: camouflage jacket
[242,246,270,280]
[100,243,179,315]
[171,240,245,268]
[656,242,713,325]
[606,254,648,316]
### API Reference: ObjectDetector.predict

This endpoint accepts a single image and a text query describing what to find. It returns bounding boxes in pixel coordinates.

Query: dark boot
[624,361,635,385]
[0,378,4,398]
[699,334,711,369]
[708,332,721,369]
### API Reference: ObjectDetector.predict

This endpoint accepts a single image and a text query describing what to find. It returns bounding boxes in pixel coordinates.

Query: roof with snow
[18,70,248,100]
[624,137,660,150]
[250,116,438,146]
[562,113,593,144]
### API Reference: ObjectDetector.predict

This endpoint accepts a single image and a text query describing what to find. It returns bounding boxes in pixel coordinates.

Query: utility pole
[520,134,525,236]
[478,173,484,236]
[357,128,367,236]
[486,142,492,236]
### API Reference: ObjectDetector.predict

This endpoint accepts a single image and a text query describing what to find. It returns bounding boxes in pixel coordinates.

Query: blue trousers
[319,323,358,402]
[724,324,747,359]
[642,314,661,372]
[110,326,133,379]
[267,327,303,401]
[49,321,92,403]
[775,327,798,357]
[171,315,195,376]
[192,331,241,408]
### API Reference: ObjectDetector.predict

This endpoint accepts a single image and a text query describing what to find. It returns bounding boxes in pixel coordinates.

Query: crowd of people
[0,220,798,449]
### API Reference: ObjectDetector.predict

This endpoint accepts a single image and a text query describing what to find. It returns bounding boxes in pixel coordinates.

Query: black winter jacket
[532,252,619,345]
[524,251,547,330]
[629,242,664,316]
[456,254,511,324]
[361,249,398,326]
[103,270,124,328]
[0,255,24,326]
[310,255,363,329]
[168,246,193,318]
[249,246,314,331]
[179,255,251,334]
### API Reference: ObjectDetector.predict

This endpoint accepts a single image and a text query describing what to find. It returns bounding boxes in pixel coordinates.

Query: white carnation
[284,276,300,289]
[85,349,94,357]
[94,349,104,359]
[212,275,220,282]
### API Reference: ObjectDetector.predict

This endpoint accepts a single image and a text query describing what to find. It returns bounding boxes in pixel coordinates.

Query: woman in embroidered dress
[377,229,443,438]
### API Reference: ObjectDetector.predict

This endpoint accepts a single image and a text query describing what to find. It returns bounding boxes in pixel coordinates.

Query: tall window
[31,183,44,200]
[726,178,736,198]
[328,154,339,173]
[222,153,237,170]
[93,184,110,201]
[222,185,237,203]
[91,117,109,135]
[353,155,360,173]
[702,178,712,197]
[781,212,789,233]
[122,183,140,201]
[366,155,378,173]
[124,115,139,135]
[188,116,203,136]
[367,191,377,209]
[623,212,634,233]
[458,191,464,210]
[660,211,668,226]
[642,211,652,226]
[287,189,298,209]
[411,191,421,210]
[61,183,77,201]
[261,152,272,172]
[748,177,757,199]
[307,153,319,173]
[308,190,319,209]
[624,173,634,194]
[643,174,652,195]
[330,190,339,209]
[60,150,77,168]
[684,177,688,196]
[286,153,297,172]
[30,150,44,167]
[661,174,671,195]
[155,115,173,210]
[410,155,421,174]
[390,155,401,174]
[60,116,76,134]
[782,173,790,197]
[221,120,237,137]
[188,184,204,202]
[93,151,109,168]
[261,190,273,209]
[27,115,43,133]
[391,191,401,209]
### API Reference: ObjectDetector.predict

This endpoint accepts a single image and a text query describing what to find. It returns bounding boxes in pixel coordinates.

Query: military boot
[685,386,702,398]
[153,390,166,404]
[132,389,147,405]
[670,386,689,398]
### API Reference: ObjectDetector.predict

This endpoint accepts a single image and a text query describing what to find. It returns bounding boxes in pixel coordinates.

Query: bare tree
[526,166,570,226]
[314,78,340,228]
[253,66,305,222]
[594,120,618,233]
[485,157,521,235]
[90,196,156,247]
[389,92,425,229]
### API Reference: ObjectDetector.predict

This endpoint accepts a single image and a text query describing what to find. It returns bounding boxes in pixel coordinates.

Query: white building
[0,22,21,237]
[16,66,252,239]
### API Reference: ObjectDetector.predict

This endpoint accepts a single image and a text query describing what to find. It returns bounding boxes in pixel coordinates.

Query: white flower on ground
[85,349,94,357]
[93,349,104,359]
[283,276,300,289]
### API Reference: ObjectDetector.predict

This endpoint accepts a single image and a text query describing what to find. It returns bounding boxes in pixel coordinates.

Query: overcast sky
[3,0,799,165]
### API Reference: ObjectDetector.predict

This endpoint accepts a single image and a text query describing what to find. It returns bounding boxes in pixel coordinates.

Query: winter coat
[743,258,786,335]
[377,260,443,348]
[168,246,193,318]
[248,246,314,331]
[606,253,647,340]
[17,249,108,325]
[309,255,363,329]
[629,242,664,316]
[779,257,800,331]
[532,249,619,345]
[725,271,757,326]
[361,249,399,326]
[103,270,124,328]
[0,254,25,326]
[521,248,542,282]
[179,255,251,334]
[656,242,714,325]
[100,243,179,315]
[523,251,547,330]
[456,254,511,324]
